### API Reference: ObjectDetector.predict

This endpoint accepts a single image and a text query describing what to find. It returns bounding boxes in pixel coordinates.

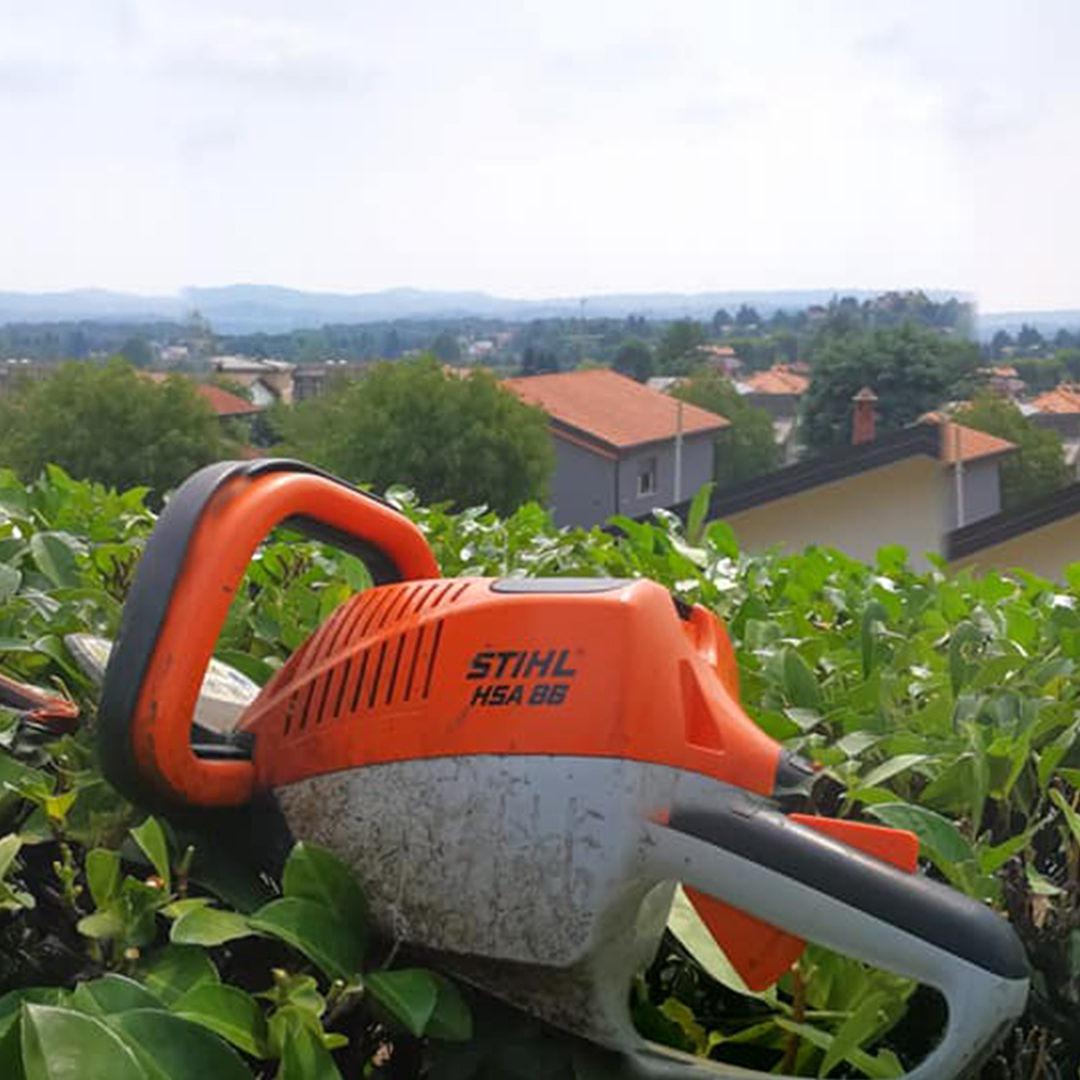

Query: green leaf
[28,533,81,589]
[658,997,707,1055]
[364,969,439,1036]
[866,802,972,866]
[130,818,171,892]
[71,976,162,1017]
[1026,864,1063,896]
[948,621,981,697]
[1049,788,1080,848]
[774,1017,900,1079]
[21,1004,147,1080]
[170,906,253,948]
[135,946,219,1006]
[0,990,68,1041]
[424,975,473,1042]
[108,1009,254,1080]
[861,601,888,678]
[0,564,20,604]
[818,992,891,1078]
[686,482,715,546]
[783,647,822,711]
[0,834,22,881]
[77,910,124,941]
[282,842,368,941]
[979,831,1033,874]
[858,754,930,792]
[1038,721,1080,792]
[173,985,268,1058]
[85,849,121,908]
[272,1007,342,1080]
[249,898,363,981]
[0,1014,24,1080]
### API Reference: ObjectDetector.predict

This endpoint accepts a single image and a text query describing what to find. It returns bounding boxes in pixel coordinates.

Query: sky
[1,0,1077,312]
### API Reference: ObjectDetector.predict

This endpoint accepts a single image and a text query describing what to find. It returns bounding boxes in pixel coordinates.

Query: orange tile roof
[503,369,727,449]
[1031,385,1080,415]
[742,366,809,395]
[141,372,261,417]
[194,383,261,417]
[920,414,1017,464]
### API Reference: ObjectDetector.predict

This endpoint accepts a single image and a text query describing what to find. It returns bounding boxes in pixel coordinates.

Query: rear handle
[633,802,1028,1080]
[99,459,439,810]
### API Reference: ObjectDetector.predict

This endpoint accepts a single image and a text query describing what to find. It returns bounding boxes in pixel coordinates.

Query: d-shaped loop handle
[99,459,439,810]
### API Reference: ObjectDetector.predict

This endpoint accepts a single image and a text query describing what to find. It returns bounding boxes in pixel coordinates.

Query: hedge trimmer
[95,459,1028,1079]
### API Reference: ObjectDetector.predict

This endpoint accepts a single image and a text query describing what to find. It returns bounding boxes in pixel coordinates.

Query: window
[637,457,657,497]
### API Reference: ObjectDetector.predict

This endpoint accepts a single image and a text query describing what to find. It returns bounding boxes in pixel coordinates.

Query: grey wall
[549,438,616,528]
[615,435,714,519]
[547,432,715,528]
[945,459,1003,529]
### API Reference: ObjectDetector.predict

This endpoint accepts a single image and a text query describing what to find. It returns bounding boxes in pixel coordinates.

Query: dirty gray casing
[277,755,1028,1080]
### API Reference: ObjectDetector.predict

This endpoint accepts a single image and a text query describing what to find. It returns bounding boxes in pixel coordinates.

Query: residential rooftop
[503,369,727,451]
[919,414,1017,465]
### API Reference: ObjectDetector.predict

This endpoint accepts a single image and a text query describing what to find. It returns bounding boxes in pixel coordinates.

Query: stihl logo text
[465,649,576,707]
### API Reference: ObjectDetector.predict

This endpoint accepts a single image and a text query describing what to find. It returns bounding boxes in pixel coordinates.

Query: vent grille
[279,582,453,737]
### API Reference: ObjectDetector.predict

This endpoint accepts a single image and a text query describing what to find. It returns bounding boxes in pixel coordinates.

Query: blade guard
[689,817,920,990]
[97,459,439,809]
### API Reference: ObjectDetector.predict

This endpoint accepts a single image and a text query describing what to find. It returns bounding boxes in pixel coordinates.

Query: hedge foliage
[1,468,1078,1078]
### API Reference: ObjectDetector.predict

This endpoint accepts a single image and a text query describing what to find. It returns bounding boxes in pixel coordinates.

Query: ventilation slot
[332,656,353,719]
[349,650,370,714]
[422,619,444,700]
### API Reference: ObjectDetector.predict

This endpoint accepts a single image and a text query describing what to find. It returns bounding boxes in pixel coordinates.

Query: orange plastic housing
[239,577,782,798]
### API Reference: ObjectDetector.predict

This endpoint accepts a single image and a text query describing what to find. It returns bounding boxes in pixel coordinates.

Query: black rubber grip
[668,798,1029,980]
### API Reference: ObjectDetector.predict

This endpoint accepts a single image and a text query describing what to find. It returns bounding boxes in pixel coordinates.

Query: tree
[0,359,229,498]
[734,304,760,331]
[657,320,705,375]
[612,338,655,382]
[1016,324,1045,353]
[119,336,153,368]
[957,394,1070,509]
[1056,348,1080,381]
[431,331,462,364]
[520,346,559,376]
[710,308,732,335]
[990,330,1014,358]
[672,371,782,488]
[274,355,553,514]
[802,323,980,451]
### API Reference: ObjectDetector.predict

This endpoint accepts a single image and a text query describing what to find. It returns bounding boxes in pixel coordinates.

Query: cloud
[148,13,361,94]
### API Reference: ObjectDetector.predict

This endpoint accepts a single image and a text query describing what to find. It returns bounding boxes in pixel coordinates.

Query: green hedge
[0,468,1077,1078]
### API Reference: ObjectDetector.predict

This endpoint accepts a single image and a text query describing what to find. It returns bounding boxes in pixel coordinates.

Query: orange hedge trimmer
[98,459,1028,1079]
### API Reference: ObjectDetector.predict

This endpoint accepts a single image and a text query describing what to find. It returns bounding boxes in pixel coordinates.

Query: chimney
[852,387,878,445]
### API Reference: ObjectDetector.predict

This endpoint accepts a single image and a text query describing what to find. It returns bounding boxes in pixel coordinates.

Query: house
[192,384,261,420]
[0,359,53,394]
[735,365,809,419]
[503,369,728,528]
[211,357,295,406]
[698,345,741,376]
[142,373,261,422]
[1027,384,1080,473]
[921,413,1017,528]
[660,395,1017,570]
[948,481,1080,580]
[732,365,811,464]
[979,364,1025,397]
[292,361,371,401]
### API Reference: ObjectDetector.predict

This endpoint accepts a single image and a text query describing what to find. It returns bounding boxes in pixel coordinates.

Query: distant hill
[0,284,967,333]
[977,310,1080,340]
